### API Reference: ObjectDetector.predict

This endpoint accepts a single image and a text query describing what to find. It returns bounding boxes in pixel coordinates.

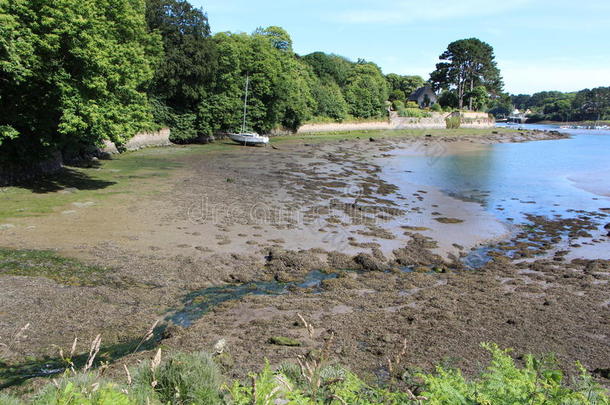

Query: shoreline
[3,127,610,390]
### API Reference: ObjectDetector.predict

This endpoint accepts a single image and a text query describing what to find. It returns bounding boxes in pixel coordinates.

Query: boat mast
[242,74,249,133]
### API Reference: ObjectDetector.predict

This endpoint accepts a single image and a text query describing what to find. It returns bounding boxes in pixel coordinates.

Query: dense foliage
[511,87,610,122]
[1,344,607,404]
[302,52,390,120]
[145,0,216,143]
[0,0,403,166]
[429,38,503,111]
[386,74,425,103]
[0,0,161,163]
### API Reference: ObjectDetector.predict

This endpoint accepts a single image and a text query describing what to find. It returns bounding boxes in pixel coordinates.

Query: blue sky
[191,0,610,94]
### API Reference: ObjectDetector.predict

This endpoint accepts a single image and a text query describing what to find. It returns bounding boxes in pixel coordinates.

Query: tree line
[510,88,610,122]
[4,0,604,167]
[1,0,410,165]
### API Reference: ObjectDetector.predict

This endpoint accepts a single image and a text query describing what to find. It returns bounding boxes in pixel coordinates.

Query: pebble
[72,201,95,208]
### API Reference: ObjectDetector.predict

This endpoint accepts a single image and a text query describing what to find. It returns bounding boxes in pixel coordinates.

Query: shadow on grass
[16,166,115,194]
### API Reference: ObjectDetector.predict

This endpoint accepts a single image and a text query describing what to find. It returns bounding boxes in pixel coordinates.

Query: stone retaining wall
[297,112,494,133]
[101,128,171,154]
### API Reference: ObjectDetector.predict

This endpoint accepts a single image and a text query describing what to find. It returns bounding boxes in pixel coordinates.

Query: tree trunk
[458,78,464,110]
[469,79,474,111]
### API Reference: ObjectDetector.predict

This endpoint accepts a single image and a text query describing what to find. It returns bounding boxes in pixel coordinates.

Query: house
[408,86,437,108]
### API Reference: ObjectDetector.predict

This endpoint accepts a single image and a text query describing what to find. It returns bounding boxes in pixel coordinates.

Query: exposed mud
[2,128,608,389]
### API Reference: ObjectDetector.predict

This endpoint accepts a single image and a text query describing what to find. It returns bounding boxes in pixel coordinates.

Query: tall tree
[1,0,161,163]
[200,29,315,134]
[343,62,389,118]
[385,74,425,102]
[430,38,502,110]
[573,87,610,121]
[145,0,216,142]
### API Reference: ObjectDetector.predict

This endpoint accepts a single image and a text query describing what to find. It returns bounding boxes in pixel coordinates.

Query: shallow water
[388,124,610,221]
[381,124,610,260]
[168,270,338,327]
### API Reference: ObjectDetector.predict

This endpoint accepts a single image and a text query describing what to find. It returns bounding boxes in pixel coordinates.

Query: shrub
[445,115,461,129]
[132,351,222,405]
[431,103,442,112]
[32,373,133,405]
[392,100,404,111]
[398,108,431,118]
[420,343,610,405]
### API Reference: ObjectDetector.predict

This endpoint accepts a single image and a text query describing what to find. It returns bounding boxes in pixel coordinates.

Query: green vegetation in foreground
[1,344,607,404]
[0,248,110,286]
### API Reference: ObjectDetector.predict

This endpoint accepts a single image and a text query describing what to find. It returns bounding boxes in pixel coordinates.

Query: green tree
[312,79,348,120]
[0,0,161,163]
[573,87,610,121]
[145,0,216,142]
[430,38,503,110]
[343,63,389,118]
[201,29,315,134]
[301,52,352,87]
[253,26,293,52]
[466,85,491,111]
[385,73,425,101]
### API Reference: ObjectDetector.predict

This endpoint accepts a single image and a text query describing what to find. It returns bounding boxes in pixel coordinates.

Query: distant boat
[228,74,269,146]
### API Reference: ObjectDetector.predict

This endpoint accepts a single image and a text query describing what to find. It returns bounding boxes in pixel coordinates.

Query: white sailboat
[228,75,269,146]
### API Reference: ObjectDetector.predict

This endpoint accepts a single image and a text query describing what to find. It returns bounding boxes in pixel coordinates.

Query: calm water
[384,124,610,223]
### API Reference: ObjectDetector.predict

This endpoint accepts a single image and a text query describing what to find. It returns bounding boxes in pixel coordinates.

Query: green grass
[0,248,111,286]
[0,148,188,222]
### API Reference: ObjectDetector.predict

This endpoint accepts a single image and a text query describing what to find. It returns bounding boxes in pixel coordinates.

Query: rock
[607,231,610,238]
[72,201,95,208]
[353,253,387,271]
[369,137,376,142]
[434,217,464,224]
[213,338,227,355]
[268,336,301,347]
[604,223,610,230]
[0,224,15,230]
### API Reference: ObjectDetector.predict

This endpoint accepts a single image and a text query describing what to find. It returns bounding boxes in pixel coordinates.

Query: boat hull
[228,133,269,146]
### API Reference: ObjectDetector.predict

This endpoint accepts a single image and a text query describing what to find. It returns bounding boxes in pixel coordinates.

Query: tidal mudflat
[1,127,609,388]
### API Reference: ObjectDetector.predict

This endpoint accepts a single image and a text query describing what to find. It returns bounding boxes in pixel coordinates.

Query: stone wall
[296,112,494,133]
[0,152,63,186]
[101,128,172,154]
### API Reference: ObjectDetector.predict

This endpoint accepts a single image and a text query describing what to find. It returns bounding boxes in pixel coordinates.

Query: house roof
[408,86,434,101]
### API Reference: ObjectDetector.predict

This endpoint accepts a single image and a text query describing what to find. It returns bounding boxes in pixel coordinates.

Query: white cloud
[333,0,531,24]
